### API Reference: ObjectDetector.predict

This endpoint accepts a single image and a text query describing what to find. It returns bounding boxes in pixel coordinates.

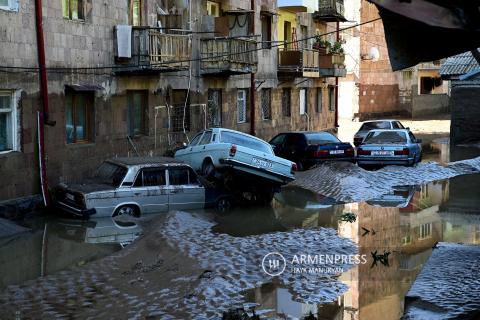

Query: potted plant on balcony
[313,36,331,55]
[329,41,345,55]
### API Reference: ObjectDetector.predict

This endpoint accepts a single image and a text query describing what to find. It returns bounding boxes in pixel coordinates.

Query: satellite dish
[369,47,380,61]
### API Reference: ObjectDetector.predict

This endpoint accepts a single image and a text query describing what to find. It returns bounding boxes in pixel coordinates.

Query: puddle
[0,217,142,289]
[0,145,479,319]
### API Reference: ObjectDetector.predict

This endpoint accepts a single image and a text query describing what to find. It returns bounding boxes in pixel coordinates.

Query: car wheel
[202,159,216,178]
[113,205,140,218]
[216,197,233,214]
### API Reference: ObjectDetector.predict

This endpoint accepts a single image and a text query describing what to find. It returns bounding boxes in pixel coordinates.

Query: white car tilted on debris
[174,128,296,185]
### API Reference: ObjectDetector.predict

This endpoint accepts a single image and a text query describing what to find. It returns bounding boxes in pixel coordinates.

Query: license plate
[371,150,394,156]
[330,150,345,155]
[66,193,75,201]
[252,157,273,169]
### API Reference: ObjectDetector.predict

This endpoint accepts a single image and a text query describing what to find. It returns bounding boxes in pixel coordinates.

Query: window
[134,168,166,187]
[420,76,443,94]
[392,121,404,129]
[237,89,248,123]
[189,132,203,146]
[169,167,199,185]
[305,132,340,145]
[408,131,417,143]
[0,91,18,153]
[364,131,407,144]
[282,88,291,117]
[270,134,286,147]
[130,0,142,26]
[62,0,84,20]
[261,88,272,120]
[220,131,272,154]
[94,162,127,187]
[207,1,220,17]
[316,88,322,113]
[328,86,335,111]
[419,223,432,240]
[207,89,222,128]
[401,235,411,246]
[0,0,19,11]
[127,90,148,137]
[199,131,212,145]
[360,121,391,131]
[171,90,190,132]
[299,89,307,115]
[261,14,272,49]
[65,91,94,144]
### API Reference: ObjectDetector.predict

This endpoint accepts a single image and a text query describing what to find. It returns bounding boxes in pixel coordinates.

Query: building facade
[0,0,346,201]
[338,0,449,121]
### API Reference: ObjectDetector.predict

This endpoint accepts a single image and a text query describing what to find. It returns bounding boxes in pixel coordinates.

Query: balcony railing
[319,53,347,77]
[114,27,191,74]
[315,0,346,21]
[200,38,258,76]
[278,49,321,78]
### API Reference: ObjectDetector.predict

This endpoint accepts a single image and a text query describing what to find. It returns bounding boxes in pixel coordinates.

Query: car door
[167,166,205,210]
[189,130,213,170]
[131,167,169,213]
[176,132,203,166]
[283,134,305,163]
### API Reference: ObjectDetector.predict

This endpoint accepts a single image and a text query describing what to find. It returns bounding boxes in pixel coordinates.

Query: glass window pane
[71,0,79,19]
[0,95,10,109]
[132,0,141,26]
[169,168,189,185]
[75,95,86,141]
[62,0,70,18]
[143,168,166,186]
[0,113,12,151]
[199,131,212,145]
[133,93,143,135]
[65,94,74,143]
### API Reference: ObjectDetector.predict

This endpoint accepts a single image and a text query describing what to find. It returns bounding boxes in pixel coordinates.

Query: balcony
[200,38,258,76]
[319,53,347,77]
[114,27,191,74]
[314,0,347,22]
[278,49,321,78]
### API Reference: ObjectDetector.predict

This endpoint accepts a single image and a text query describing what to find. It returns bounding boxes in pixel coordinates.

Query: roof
[362,119,399,123]
[439,51,480,79]
[108,157,183,166]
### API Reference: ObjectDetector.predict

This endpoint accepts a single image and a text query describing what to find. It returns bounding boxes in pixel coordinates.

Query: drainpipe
[250,0,256,136]
[334,20,339,128]
[34,0,52,206]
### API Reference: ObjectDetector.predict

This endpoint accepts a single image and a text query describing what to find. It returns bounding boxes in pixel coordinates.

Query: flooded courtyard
[0,144,479,319]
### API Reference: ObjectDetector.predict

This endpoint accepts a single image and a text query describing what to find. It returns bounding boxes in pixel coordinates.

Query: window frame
[316,88,322,113]
[129,0,142,26]
[0,0,18,12]
[282,88,291,117]
[260,13,272,49]
[261,88,272,120]
[127,90,149,137]
[328,86,336,112]
[237,89,248,124]
[62,0,85,21]
[0,90,19,154]
[65,91,95,144]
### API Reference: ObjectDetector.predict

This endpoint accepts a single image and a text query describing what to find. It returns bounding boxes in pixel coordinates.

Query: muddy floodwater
[0,144,479,319]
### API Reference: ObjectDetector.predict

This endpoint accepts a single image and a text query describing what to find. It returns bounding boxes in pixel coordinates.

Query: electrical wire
[0,18,382,74]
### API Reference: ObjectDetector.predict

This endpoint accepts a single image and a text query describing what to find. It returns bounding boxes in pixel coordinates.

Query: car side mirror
[416,139,422,144]
[406,127,410,130]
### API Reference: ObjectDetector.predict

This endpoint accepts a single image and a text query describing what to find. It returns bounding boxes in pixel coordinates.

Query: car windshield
[364,131,407,144]
[306,132,340,145]
[220,131,272,154]
[93,162,127,187]
[360,121,391,131]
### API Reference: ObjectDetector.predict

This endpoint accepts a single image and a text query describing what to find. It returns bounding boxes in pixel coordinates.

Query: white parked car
[174,128,296,185]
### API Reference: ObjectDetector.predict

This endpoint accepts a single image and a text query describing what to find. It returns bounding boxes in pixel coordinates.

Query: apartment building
[0,0,346,201]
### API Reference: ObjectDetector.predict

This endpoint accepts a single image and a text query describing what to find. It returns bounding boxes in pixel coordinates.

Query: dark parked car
[269,132,355,170]
[353,120,405,146]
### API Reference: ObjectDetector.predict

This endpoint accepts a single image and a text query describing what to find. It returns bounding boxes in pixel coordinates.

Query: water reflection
[0,218,142,289]
[238,172,480,319]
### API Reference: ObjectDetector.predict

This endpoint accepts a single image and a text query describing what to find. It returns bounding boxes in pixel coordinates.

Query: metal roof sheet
[439,51,480,78]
